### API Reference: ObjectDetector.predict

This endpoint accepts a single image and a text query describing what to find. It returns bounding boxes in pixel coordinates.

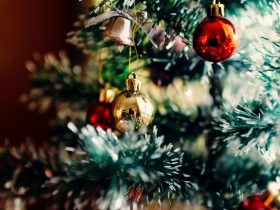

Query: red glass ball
[86,102,112,130]
[238,195,271,210]
[193,17,238,62]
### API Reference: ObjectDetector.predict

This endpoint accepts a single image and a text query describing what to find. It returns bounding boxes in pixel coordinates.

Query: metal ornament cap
[208,0,225,18]
[102,16,135,46]
[125,72,141,92]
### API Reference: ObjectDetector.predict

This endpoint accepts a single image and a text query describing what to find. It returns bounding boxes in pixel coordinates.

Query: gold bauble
[111,72,154,133]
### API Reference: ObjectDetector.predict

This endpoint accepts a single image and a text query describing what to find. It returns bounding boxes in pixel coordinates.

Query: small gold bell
[102,17,135,46]
[111,72,154,133]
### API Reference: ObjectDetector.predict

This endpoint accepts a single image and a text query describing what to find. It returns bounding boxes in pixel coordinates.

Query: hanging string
[133,1,139,70]
[128,46,132,72]
[128,2,139,72]
[98,49,105,85]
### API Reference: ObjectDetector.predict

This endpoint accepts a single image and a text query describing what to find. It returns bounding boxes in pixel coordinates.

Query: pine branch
[153,104,214,143]
[0,126,192,209]
[256,37,280,95]
[216,5,280,159]
[0,140,66,199]
[216,99,280,160]
[182,149,280,210]
[0,128,278,209]
[21,52,99,112]
[67,124,193,207]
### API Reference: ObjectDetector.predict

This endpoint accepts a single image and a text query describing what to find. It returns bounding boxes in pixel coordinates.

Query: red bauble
[87,102,112,130]
[193,17,238,62]
[238,195,271,210]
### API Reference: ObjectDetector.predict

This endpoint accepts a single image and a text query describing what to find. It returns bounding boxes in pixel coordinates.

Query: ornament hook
[208,0,224,17]
[128,72,137,79]
[212,0,221,4]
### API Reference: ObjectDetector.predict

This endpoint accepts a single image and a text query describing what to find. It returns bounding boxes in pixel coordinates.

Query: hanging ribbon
[84,7,158,48]
[85,10,120,26]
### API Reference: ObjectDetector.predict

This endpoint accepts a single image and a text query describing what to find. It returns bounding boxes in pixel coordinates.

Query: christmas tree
[1,0,280,209]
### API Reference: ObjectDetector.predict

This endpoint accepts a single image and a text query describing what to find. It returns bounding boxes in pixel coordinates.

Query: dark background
[0,0,85,142]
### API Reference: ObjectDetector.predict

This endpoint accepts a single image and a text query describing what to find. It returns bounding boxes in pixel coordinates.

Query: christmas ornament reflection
[111,72,154,133]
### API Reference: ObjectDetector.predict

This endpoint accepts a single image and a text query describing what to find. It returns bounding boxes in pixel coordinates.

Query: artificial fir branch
[0,125,192,209]
[0,140,66,200]
[67,124,193,205]
[217,7,280,159]
[182,149,280,210]
[21,52,99,112]
[10,0,280,209]
[216,99,280,160]
[0,135,278,209]
[153,104,214,144]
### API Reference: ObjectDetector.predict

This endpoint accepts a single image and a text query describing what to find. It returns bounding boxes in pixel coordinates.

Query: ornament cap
[208,0,225,18]
[99,85,118,103]
[125,72,141,92]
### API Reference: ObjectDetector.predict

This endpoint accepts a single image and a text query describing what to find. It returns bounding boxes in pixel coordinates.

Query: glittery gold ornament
[111,72,154,133]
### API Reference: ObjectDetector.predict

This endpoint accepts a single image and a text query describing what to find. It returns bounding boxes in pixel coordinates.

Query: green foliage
[7,0,280,209]
[0,126,192,209]
[23,52,99,111]
[67,124,192,207]
[217,100,279,154]
[0,140,66,199]
[217,6,280,158]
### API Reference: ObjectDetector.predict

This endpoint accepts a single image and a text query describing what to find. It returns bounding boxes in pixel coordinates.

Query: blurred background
[0,0,84,142]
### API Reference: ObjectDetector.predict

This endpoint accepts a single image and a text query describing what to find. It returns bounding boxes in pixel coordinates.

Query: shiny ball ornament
[87,87,117,130]
[111,72,154,133]
[87,103,111,130]
[238,195,271,210]
[193,1,238,62]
